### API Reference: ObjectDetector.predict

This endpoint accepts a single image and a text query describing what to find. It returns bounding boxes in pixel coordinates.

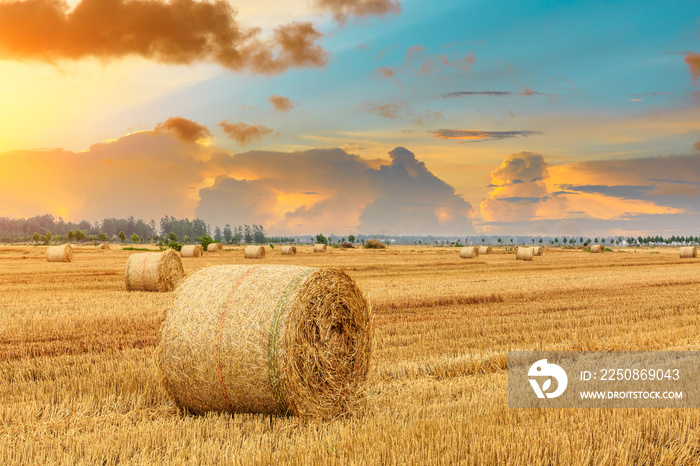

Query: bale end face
[207,243,223,253]
[158,265,373,419]
[532,246,544,256]
[477,246,492,255]
[313,244,327,253]
[281,246,297,255]
[181,245,203,258]
[590,245,605,253]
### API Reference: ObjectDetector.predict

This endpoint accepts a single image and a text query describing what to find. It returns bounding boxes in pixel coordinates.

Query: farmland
[1,244,699,464]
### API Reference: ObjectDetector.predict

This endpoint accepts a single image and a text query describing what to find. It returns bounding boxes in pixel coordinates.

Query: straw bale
[46,244,73,262]
[516,247,534,261]
[207,243,223,252]
[244,245,266,259]
[158,265,373,418]
[181,245,203,258]
[680,246,697,258]
[590,245,605,253]
[532,246,543,256]
[281,246,297,255]
[478,246,492,254]
[314,244,327,253]
[98,243,110,250]
[459,246,479,259]
[125,249,184,292]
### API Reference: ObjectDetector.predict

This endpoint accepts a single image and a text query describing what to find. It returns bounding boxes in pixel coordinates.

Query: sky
[0,0,699,237]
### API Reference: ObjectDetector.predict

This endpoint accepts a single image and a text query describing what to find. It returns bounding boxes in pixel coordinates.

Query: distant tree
[32,232,40,244]
[554,237,559,244]
[418,239,422,245]
[199,235,214,251]
[168,232,177,242]
[244,225,253,244]
[594,238,599,243]
[252,224,265,244]
[75,229,85,242]
[348,234,356,243]
[601,238,606,244]
[482,238,485,243]
[67,230,74,243]
[223,224,232,244]
[580,238,584,244]
[214,226,222,242]
[98,232,106,242]
[118,231,126,243]
[532,238,535,244]
[316,233,328,245]
[563,237,568,244]
[131,233,140,243]
[539,238,543,244]
[183,235,190,244]
[45,230,52,245]
[497,238,502,244]
[510,238,513,244]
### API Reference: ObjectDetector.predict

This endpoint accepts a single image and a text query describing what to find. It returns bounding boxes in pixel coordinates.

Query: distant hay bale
[125,249,184,292]
[680,246,697,258]
[158,265,373,418]
[244,245,266,259]
[590,245,605,253]
[478,246,492,255]
[281,246,297,255]
[364,239,386,249]
[532,246,544,256]
[181,245,203,258]
[207,243,223,253]
[459,246,479,259]
[516,247,534,261]
[314,244,327,253]
[46,244,73,262]
[98,243,110,250]
[341,242,354,249]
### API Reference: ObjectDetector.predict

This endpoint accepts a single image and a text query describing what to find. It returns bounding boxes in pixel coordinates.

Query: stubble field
[1,244,699,464]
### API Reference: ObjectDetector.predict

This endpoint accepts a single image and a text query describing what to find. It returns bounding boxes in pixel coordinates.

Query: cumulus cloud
[375,44,475,84]
[430,129,542,143]
[368,102,408,118]
[154,117,211,143]
[314,0,401,24]
[268,95,295,112]
[0,0,327,74]
[198,146,474,235]
[685,52,700,85]
[219,121,275,145]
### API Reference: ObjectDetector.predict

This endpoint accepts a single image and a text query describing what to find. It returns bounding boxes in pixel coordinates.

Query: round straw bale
[590,244,605,253]
[181,245,203,258]
[281,245,297,255]
[207,242,223,253]
[98,243,111,250]
[46,244,73,262]
[459,246,479,259]
[516,246,534,261]
[158,265,373,418]
[125,249,184,292]
[314,243,327,253]
[532,246,544,256]
[680,246,697,258]
[244,245,266,259]
[478,246,492,255]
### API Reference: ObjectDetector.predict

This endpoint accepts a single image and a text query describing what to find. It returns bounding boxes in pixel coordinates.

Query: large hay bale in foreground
[125,249,184,292]
[478,246,492,255]
[314,244,327,253]
[680,246,697,258]
[207,243,223,253]
[98,243,110,250]
[532,246,544,256]
[516,247,534,261]
[47,244,73,262]
[459,246,479,259]
[281,245,297,255]
[158,265,373,418]
[181,245,203,258]
[244,245,266,259]
[590,245,605,253]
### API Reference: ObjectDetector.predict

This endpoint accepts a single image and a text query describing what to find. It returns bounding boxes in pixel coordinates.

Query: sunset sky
[1,0,699,236]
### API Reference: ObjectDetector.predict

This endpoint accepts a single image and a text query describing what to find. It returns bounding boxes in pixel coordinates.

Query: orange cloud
[314,0,401,24]
[685,52,700,85]
[368,102,407,118]
[155,117,211,144]
[268,95,295,112]
[431,129,542,143]
[0,0,327,75]
[694,141,700,152]
[219,121,275,145]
